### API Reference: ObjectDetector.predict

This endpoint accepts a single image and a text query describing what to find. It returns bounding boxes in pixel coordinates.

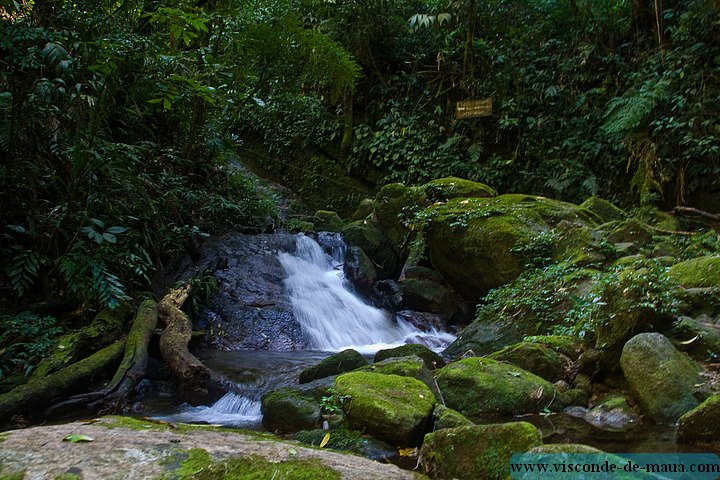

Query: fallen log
[31,305,128,379]
[46,300,159,415]
[159,284,226,404]
[0,339,125,425]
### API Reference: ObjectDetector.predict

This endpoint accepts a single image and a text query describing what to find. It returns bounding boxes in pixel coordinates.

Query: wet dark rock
[396,310,447,334]
[189,233,312,351]
[583,393,640,432]
[343,246,377,298]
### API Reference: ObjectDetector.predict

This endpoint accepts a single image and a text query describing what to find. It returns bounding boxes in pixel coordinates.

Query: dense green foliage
[1,0,719,394]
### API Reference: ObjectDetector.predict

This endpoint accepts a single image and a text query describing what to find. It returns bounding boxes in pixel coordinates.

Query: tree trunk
[45,300,159,415]
[159,284,226,404]
[0,339,125,425]
[31,306,128,379]
[340,88,354,159]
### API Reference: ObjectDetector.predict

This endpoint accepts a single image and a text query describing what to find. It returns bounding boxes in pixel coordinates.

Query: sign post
[455,98,493,119]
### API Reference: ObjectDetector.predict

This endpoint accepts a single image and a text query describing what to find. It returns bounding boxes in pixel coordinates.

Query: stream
[146,233,455,428]
[138,232,710,456]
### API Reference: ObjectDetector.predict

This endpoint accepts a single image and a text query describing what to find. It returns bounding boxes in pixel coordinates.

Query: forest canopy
[1,0,719,347]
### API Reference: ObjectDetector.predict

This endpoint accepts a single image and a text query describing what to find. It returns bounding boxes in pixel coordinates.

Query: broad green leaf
[63,434,94,443]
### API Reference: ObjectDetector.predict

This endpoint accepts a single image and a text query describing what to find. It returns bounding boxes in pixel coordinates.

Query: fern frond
[6,250,45,297]
[91,264,130,309]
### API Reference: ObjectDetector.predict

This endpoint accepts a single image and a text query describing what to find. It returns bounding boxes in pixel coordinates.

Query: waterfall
[278,234,452,353]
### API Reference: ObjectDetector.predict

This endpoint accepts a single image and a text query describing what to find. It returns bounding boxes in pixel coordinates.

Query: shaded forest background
[1,0,719,382]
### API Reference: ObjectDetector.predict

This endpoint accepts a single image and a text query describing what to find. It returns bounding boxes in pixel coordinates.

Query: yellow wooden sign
[456,98,492,119]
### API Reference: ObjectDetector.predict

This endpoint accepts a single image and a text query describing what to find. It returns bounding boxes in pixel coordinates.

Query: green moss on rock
[371,183,427,258]
[488,341,572,382]
[677,394,720,448]
[529,444,604,453]
[420,423,542,480]
[422,177,496,202]
[669,256,720,289]
[341,218,399,279]
[262,388,321,433]
[313,210,345,232]
[335,372,435,446]
[579,196,627,223]
[620,333,700,423]
[522,335,586,360]
[374,344,445,369]
[425,194,598,300]
[433,357,567,419]
[432,405,474,430]
[299,349,368,384]
[190,456,341,480]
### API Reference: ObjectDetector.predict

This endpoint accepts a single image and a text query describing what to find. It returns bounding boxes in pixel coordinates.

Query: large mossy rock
[487,341,573,383]
[299,349,368,384]
[358,355,440,400]
[343,246,377,298]
[341,218,400,279]
[579,196,627,223]
[261,388,321,433]
[433,357,567,419]
[670,315,720,361]
[425,194,600,300]
[432,404,474,430]
[620,332,700,423]
[422,177,496,202]
[583,393,640,432]
[374,343,446,369]
[372,183,427,250]
[419,422,542,480]
[669,255,720,288]
[677,394,720,448]
[334,372,435,446]
[312,210,345,232]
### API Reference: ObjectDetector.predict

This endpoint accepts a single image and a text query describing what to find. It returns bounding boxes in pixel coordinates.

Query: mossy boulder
[579,196,627,223]
[488,341,573,383]
[372,183,427,250]
[419,423,542,480]
[522,335,587,361]
[358,355,440,400]
[334,372,435,446]
[312,210,345,232]
[433,357,568,419]
[341,218,399,279]
[374,343,445,370]
[261,388,321,433]
[677,394,720,448]
[669,255,720,288]
[432,404,474,430]
[422,177,496,202]
[299,349,368,384]
[620,332,700,423]
[350,198,374,221]
[607,218,653,245]
[425,194,599,300]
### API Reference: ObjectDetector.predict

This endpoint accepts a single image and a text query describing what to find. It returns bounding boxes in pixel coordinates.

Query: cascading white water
[153,234,455,426]
[278,234,454,353]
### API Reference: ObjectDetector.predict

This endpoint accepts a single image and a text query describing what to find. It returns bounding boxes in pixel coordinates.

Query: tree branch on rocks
[159,283,226,404]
